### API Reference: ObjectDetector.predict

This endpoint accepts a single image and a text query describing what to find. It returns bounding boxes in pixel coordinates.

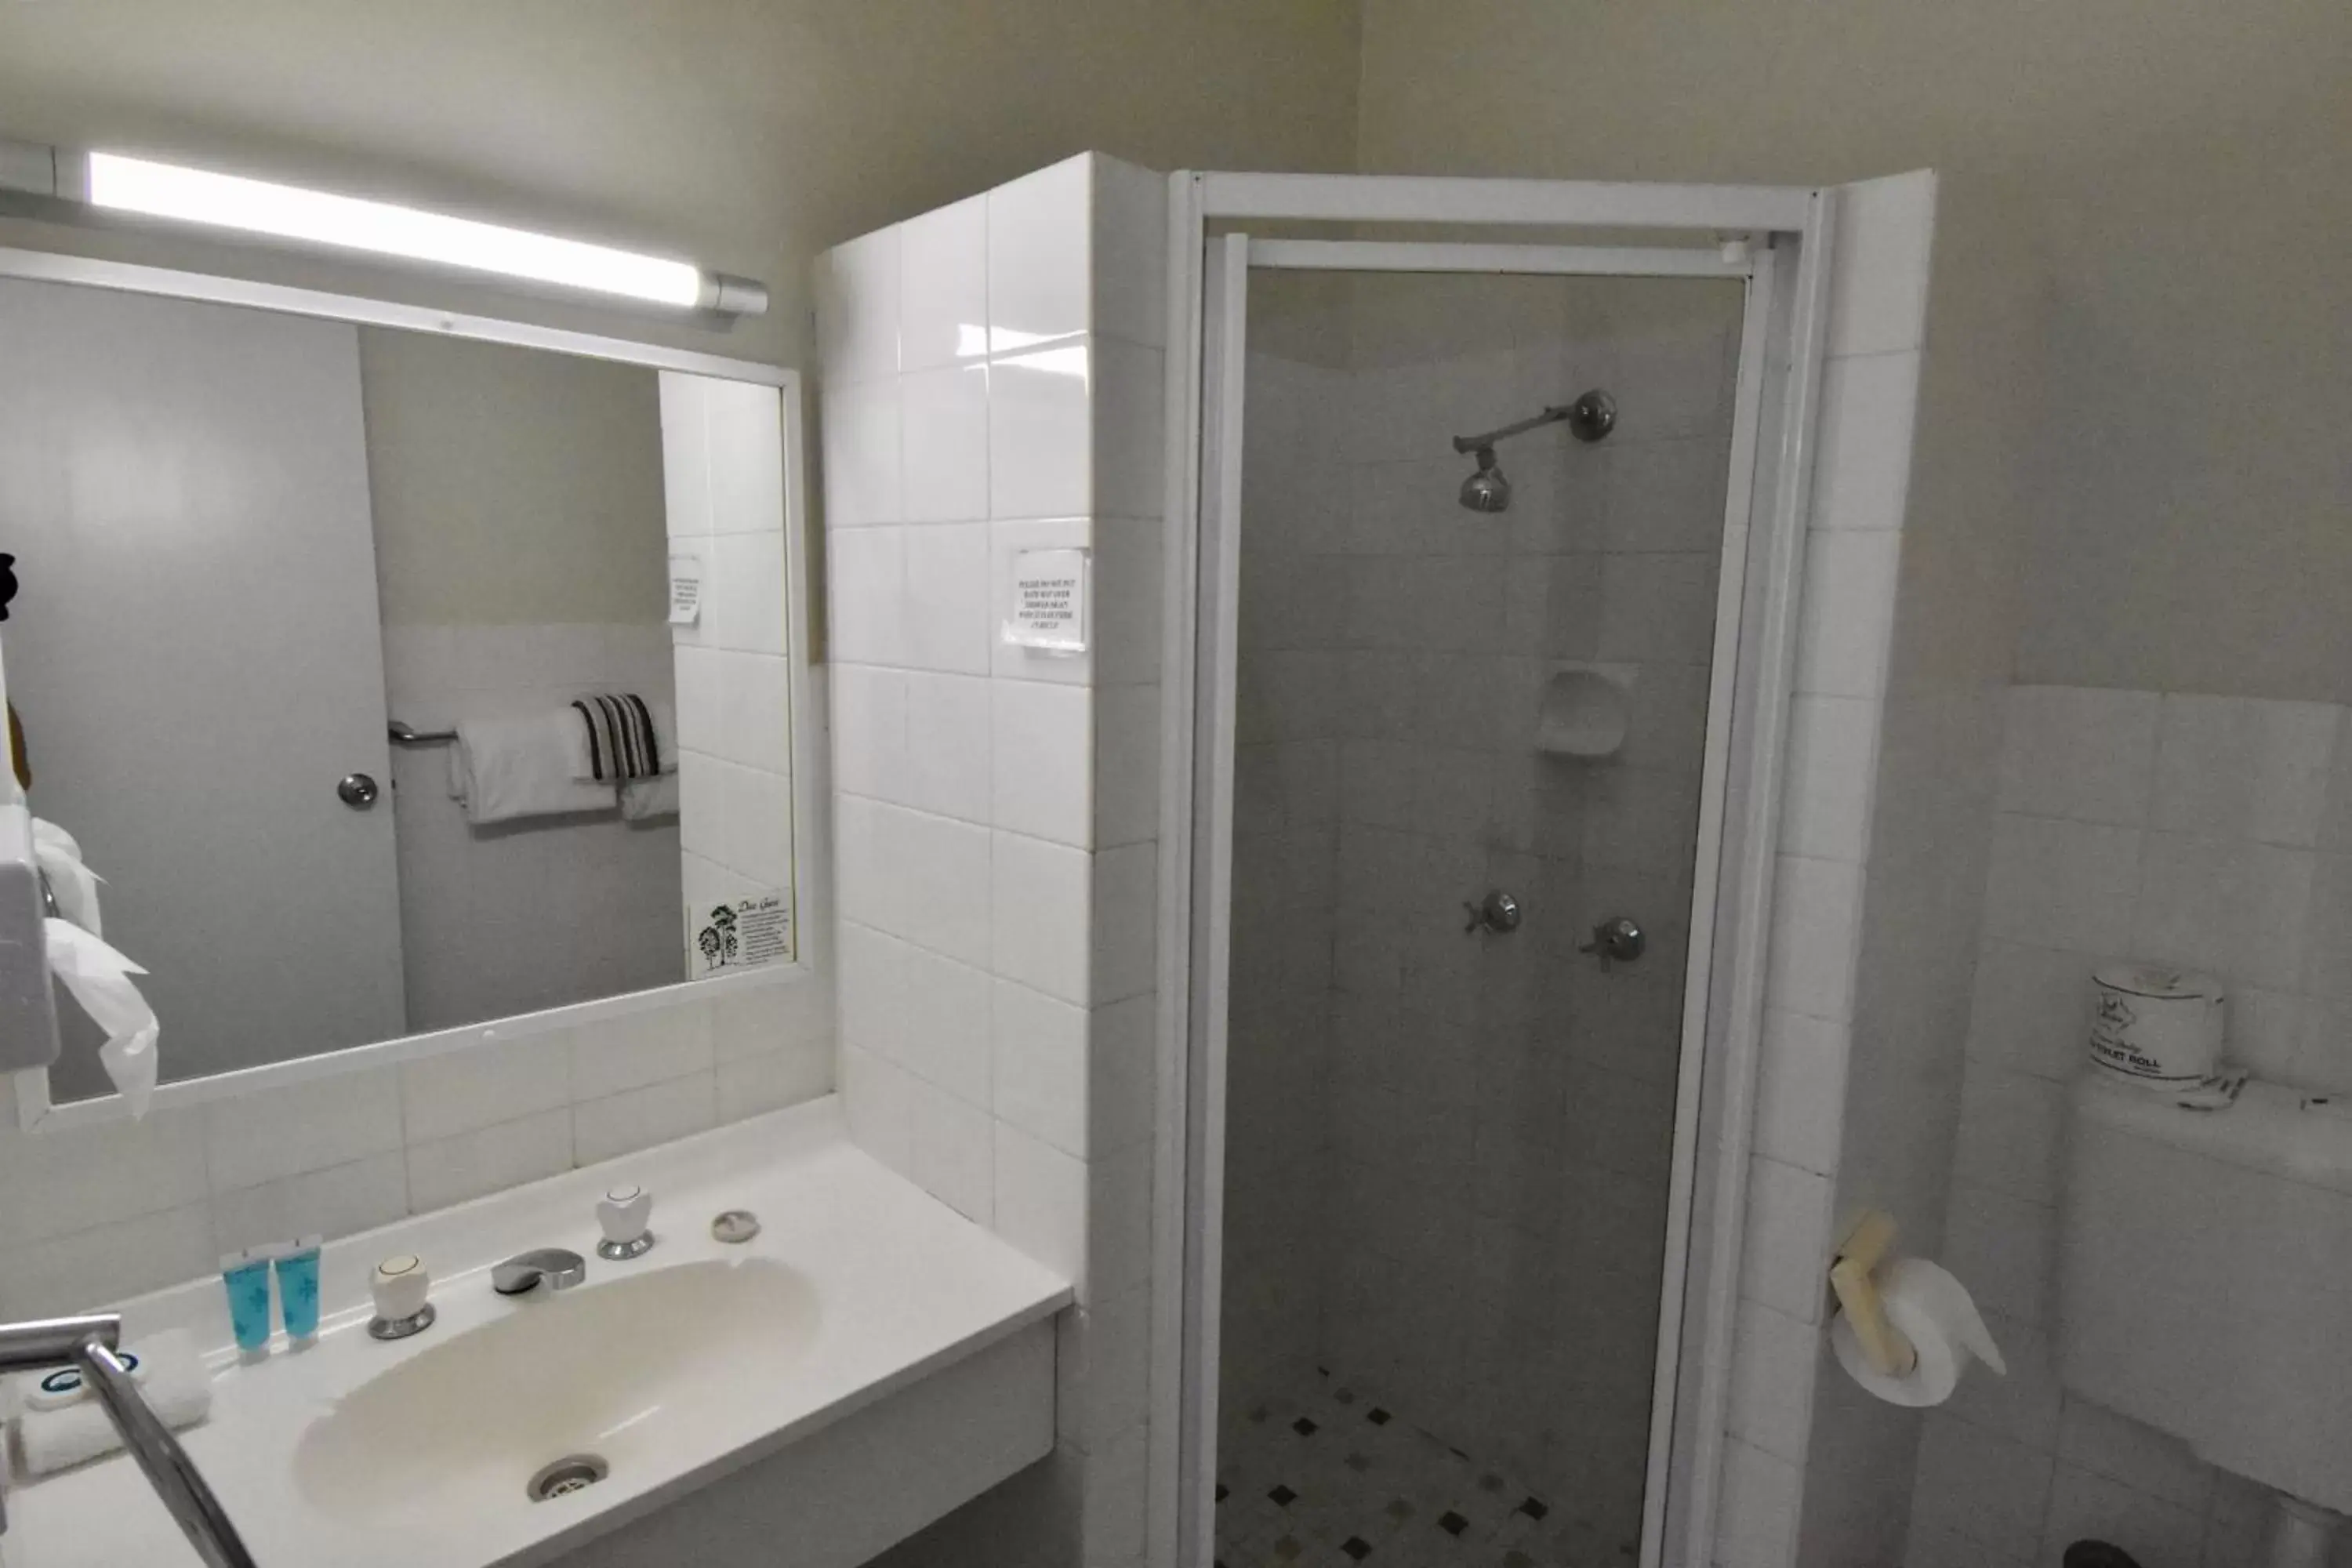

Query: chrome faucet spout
[492,1248,588,1296]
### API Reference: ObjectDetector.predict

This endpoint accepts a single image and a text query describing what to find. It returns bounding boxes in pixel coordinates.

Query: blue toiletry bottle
[220,1250,273,1360]
[275,1236,324,1347]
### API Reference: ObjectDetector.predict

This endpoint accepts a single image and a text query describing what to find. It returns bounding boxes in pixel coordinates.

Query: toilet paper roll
[1831,1257,2006,1406]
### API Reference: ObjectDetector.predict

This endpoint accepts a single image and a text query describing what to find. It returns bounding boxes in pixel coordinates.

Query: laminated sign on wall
[1004,547,1088,653]
[690,891,792,974]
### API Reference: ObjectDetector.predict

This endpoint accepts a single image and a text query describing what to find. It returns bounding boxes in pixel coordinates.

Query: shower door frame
[1154,173,1838,1568]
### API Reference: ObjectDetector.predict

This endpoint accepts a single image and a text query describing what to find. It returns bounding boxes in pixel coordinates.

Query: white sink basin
[292,1257,820,1521]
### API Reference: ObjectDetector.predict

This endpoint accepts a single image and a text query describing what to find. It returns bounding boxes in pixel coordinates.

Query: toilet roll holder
[1828,1209,1919,1377]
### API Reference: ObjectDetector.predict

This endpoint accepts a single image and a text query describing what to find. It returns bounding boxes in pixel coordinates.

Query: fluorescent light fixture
[84,152,710,309]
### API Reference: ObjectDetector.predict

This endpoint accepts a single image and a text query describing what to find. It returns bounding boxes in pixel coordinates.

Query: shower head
[1450,387,1617,514]
[1458,448,1512,514]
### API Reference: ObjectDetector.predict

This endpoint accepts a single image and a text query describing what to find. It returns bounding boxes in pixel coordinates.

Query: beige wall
[0,0,1361,367]
[361,328,666,627]
[1358,0,2352,703]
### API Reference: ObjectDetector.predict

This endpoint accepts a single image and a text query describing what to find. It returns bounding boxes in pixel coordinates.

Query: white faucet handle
[368,1254,434,1339]
[597,1185,654,1247]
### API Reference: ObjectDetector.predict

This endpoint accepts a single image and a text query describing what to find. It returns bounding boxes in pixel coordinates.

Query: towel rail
[387,720,456,746]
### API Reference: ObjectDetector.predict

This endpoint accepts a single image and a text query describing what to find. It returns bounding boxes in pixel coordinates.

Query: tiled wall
[1220,266,1742,1544]
[1904,683,2352,1568]
[816,151,1168,1566]
[0,979,834,1321]
[660,373,801,962]
[1707,171,1946,1568]
[379,622,680,1033]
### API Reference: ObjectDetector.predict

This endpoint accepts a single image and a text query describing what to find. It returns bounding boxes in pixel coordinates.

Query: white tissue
[1831,1257,2005,1406]
[30,818,103,937]
[13,1329,210,1476]
[42,917,159,1116]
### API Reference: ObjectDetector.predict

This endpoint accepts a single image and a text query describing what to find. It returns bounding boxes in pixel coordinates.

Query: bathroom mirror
[0,256,811,1110]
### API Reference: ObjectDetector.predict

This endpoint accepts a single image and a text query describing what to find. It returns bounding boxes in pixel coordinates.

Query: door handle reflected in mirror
[336,772,379,809]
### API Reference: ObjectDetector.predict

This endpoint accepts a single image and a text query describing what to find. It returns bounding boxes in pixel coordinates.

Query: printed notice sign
[689,891,793,975]
[1004,547,1089,653]
[667,553,704,626]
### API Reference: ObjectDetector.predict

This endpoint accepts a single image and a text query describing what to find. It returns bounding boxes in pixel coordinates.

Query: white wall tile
[827,525,908,667]
[2150,695,2340,846]
[1752,1010,1849,1176]
[898,943,993,1107]
[1827,170,1936,358]
[1086,1142,1154,1301]
[831,664,908,803]
[573,1070,717,1166]
[993,1120,1089,1283]
[0,1203,219,1320]
[406,1109,574,1214]
[707,529,788,657]
[992,978,1092,1156]
[905,672,993,823]
[1910,1412,2053,1563]
[898,192,989,372]
[1765,855,1863,1023]
[1942,1183,2054,1326]
[1810,350,1920,532]
[1093,336,1166,517]
[2132,833,2312,992]
[819,379,901,528]
[715,1042,831,1120]
[833,795,903,934]
[706,379,786,537]
[1951,1065,2064,1206]
[2055,1398,2214,1512]
[658,372,711,537]
[1087,993,1156,1157]
[907,1076,996,1222]
[987,154,1091,354]
[989,342,1093,520]
[571,1001,716,1101]
[2039,1461,2206,1568]
[993,678,1094,845]
[1717,1437,1803,1568]
[1792,530,1901,699]
[398,1033,572,1145]
[841,1044,914,1174]
[1740,1156,1833,1323]
[1781,695,1880,863]
[900,364,990,523]
[1968,940,2100,1080]
[898,808,993,967]
[816,224,899,386]
[0,1106,208,1247]
[902,521,993,673]
[206,1069,405,1192]
[1983,815,2143,954]
[1998,686,2161,825]
[1094,684,1162,848]
[1090,842,1158,1006]
[993,829,1094,1004]
[1729,1300,1819,1462]
[212,1152,408,1254]
[1091,156,1167,350]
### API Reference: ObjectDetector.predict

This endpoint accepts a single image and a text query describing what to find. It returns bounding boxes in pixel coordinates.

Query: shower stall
[1163,175,1847,1568]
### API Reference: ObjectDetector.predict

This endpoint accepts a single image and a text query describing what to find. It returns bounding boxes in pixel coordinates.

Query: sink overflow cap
[711,1209,761,1243]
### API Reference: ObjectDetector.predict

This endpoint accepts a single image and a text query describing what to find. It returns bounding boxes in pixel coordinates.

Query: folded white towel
[562,693,677,783]
[449,714,616,826]
[620,772,680,821]
[14,1330,211,1477]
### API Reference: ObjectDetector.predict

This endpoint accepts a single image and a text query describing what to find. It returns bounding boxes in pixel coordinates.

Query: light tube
[84,153,706,308]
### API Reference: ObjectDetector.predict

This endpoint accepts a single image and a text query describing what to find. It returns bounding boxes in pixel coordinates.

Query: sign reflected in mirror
[0,275,797,1102]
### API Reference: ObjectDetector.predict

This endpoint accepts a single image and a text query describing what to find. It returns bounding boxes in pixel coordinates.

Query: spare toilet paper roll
[1831,1257,2006,1406]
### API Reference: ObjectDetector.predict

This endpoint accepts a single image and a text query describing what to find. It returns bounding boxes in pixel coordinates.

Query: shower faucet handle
[1464,890,1522,935]
[1580,915,1646,968]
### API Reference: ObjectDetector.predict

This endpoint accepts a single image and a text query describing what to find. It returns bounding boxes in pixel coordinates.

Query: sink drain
[527,1454,609,1502]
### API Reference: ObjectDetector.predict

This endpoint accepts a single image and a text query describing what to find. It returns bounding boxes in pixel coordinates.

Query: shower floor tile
[1213,1367,1633,1568]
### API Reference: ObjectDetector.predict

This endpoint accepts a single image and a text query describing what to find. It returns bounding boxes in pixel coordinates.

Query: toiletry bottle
[274,1235,324,1348]
[220,1251,273,1363]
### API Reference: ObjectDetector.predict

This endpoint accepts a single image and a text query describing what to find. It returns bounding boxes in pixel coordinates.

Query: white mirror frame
[0,243,826,1134]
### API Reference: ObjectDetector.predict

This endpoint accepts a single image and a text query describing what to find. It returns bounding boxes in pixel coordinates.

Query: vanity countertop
[2,1096,1072,1566]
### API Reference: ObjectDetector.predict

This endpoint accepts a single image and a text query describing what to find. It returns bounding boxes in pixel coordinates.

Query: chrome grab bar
[387,719,456,746]
[0,1313,258,1568]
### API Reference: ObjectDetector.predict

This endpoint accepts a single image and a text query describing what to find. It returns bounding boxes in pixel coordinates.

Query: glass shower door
[1212,250,1751,1568]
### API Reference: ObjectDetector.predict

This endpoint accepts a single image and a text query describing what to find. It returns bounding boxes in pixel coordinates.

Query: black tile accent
[1334,1388,1356,1405]
[1516,1497,1551,1521]
[1292,1417,1319,1436]
[1214,1483,1228,1503]
[1438,1511,1469,1537]
[1384,1497,1414,1521]
[1367,1407,1392,1425]
[1341,1538,1373,1561]
[1267,1484,1298,1507]
[1479,1472,1505,1493]
[1345,1453,1373,1473]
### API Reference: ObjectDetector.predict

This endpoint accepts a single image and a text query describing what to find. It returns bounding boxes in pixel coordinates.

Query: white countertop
[2,1096,1071,1567]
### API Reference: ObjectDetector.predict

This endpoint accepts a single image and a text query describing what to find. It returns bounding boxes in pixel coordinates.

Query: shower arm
[1450,404,1574,456]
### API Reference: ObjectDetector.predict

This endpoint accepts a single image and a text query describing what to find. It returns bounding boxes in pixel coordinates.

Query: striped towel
[567,694,672,782]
